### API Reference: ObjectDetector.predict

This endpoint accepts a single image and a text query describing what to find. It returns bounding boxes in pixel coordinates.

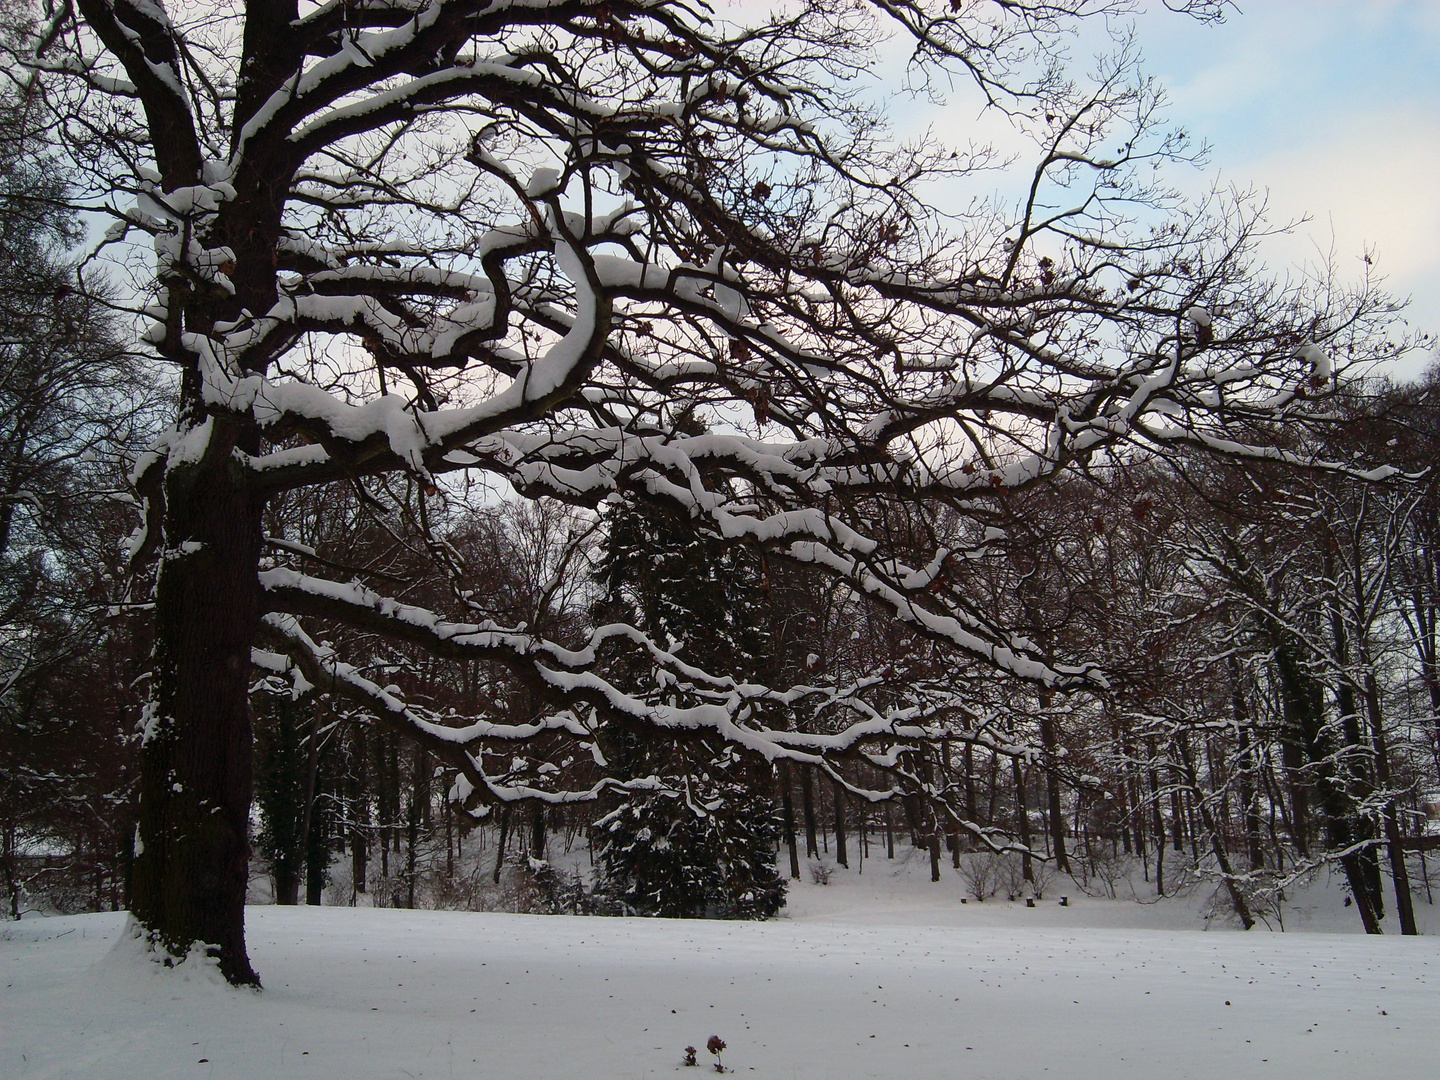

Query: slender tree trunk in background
[1204,806,1255,929]
[1207,739,1232,855]
[301,704,323,906]
[1230,660,1266,873]
[350,727,368,895]
[404,748,422,909]
[1012,758,1034,885]
[928,831,942,882]
[832,779,848,868]
[1302,635,1384,930]
[1397,560,1440,781]
[529,803,546,861]
[903,793,924,850]
[1261,762,1289,874]
[446,801,454,879]
[1272,641,1316,856]
[492,806,510,884]
[1186,790,1202,863]
[1039,702,1070,873]
[779,764,801,880]
[1149,759,1165,897]
[131,469,263,986]
[963,743,977,846]
[800,768,819,859]
[3,824,19,919]
[375,733,389,875]
[1280,742,1311,854]
[383,734,400,876]
[885,803,895,860]
[1132,770,1149,881]
[1177,737,1254,929]
[1115,740,1133,855]
[305,815,326,905]
[1366,671,1417,935]
[1323,582,1388,930]
[985,753,1000,829]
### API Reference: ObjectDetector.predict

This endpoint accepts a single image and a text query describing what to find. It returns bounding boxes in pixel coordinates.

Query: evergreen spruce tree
[252,697,309,905]
[593,482,786,919]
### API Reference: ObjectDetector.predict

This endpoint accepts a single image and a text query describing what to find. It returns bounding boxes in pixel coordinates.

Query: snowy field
[5,865,1439,1080]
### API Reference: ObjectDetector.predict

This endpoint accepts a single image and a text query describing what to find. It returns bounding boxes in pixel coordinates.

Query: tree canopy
[6,0,1410,982]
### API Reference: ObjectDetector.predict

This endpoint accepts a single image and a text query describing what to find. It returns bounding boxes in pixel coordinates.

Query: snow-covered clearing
[5,866,1438,1080]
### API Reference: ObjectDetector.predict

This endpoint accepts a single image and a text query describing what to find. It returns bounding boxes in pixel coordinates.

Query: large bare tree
[12,0,1397,983]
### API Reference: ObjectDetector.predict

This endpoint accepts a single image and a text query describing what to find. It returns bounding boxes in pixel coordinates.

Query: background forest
[8,310,1440,933]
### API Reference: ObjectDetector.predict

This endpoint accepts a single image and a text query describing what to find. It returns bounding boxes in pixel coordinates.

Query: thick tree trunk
[274,863,300,906]
[131,466,263,986]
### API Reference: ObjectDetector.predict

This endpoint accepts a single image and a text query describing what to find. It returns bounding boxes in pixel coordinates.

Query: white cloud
[1233,106,1440,345]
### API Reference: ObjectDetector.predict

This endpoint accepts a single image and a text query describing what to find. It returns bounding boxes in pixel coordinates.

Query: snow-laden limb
[257,568,1006,768]
[255,587,1073,835]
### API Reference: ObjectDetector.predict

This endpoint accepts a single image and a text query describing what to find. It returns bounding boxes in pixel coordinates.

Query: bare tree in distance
[10,0,1406,983]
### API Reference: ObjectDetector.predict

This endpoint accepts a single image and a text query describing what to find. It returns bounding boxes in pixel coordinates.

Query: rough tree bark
[132,469,264,984]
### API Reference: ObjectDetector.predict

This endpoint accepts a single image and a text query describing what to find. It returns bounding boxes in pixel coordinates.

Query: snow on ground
[5,859,1439,1079]
[785,845,1440,934]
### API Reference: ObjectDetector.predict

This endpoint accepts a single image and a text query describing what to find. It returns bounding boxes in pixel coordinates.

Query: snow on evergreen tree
[593,481,786,919]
